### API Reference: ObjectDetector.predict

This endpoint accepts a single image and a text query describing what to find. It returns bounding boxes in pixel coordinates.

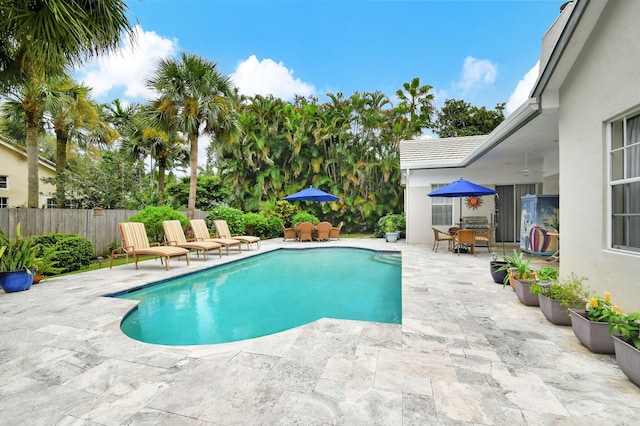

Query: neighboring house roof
[400,135,486,169]
[0,134,56,171]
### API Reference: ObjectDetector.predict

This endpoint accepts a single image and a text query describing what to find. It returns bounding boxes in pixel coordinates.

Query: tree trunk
[187,133,198,219]
[25,104,41,208]
[158,154,166,206]
[55,126,69,208]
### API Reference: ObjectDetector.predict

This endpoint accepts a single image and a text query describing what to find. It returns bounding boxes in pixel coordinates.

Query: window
[431,183,453,226]
[610,112,640,251]
[0,197,7,208]
[0,176,7,189]
[44,198,78,209]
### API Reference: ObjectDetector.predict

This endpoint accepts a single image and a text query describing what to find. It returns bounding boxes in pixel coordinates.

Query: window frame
[0,175,7,189]
[0,197,7,208]
[431,183,453,226]
[609,111,640,252]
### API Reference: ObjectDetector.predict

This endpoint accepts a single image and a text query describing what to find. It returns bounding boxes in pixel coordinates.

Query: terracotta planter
[507,268,517,290]
[514,279,539,306]
[538,294,582,326]
[613,336,640,387]
[569,309,615,354]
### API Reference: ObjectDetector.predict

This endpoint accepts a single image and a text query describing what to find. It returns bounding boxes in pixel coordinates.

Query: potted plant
[498,250,533,290]
[514,265,559,306]
[607,309,640,387]
[489,253,508,284]
[31,245,64,283]
[0,223,38,292]
[384,218,400,243]
[569,292,617,354]
[531,273,590,325]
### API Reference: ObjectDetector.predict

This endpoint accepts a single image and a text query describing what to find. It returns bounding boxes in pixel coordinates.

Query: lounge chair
[190,219,242,254]
[432,228,454,252]
[330,221,343,240]
[162,220,222,260]
[112,222,190,270]
[296,222,314,242]
[213,219,260,250]
[281,223,298,241]
[315,221,332,241]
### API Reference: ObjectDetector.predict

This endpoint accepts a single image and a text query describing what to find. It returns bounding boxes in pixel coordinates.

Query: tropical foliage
[434,99,505,137]
[0,223,38,273]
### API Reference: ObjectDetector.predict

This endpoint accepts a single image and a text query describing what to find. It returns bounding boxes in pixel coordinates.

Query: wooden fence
[0,208,206,257]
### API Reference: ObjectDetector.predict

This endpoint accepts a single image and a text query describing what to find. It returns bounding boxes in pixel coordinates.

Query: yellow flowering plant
[585,292,619,323]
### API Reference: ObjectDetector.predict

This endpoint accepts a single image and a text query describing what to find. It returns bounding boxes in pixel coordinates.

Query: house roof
[0,134,56,171]
[400,135,486,169]
[399,1,589,176]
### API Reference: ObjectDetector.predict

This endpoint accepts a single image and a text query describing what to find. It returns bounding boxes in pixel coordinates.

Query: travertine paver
[1,238,639,425]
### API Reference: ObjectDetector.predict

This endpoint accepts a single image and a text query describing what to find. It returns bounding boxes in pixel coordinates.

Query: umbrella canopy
[428,178,498,227]
[427,178,497,198]
[281,187,340,202]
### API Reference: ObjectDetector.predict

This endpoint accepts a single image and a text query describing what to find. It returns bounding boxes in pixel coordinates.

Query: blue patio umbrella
[281,187,340,202]
[427,177,498,224]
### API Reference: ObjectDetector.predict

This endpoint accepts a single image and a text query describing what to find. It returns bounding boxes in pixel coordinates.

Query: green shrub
[127,206,188,243]
[242,213,269,237]
[374,214,406,238]
[265,217,284,239]
[32,234,94,274]
[291,211,319,225]
[206,205,244,235]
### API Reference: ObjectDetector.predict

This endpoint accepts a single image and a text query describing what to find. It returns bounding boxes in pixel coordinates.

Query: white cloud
[458,56,498,91]
[230,55,315,100]
[75,25,178,101]
[505,60,540,114]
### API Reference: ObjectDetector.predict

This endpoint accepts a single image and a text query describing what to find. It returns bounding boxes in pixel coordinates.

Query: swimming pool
[113,247,401,345]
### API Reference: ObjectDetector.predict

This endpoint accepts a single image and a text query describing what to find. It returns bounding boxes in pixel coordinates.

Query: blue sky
[76,0,566,115]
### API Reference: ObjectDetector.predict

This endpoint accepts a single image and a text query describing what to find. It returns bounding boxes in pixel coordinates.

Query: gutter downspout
[405,167,410,244]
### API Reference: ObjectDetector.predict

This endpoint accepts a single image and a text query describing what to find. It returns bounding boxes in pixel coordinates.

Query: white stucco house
[400,0,640,310]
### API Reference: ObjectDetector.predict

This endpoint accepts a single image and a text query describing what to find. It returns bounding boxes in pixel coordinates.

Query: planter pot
[507,268,517,290]
[489,261,508,284]
[569,309,615,354]
[514,279,539,306]
[0,270,33,293]
[385,232,400,243]
[613,335,640,387]
[538,294,582,326]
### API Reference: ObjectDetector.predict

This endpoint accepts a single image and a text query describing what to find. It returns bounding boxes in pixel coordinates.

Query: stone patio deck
[1,238,639,425]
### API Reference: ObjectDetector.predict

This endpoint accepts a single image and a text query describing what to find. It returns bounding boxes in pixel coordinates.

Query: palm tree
[0,0,133,207]
[121,103,189,205]
[147,52,236,218]
[49,77,118,207]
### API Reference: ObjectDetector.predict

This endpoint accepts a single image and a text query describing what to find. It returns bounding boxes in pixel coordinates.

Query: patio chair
[112,222,190,270]
[475,227,494,253]
[296,222,314,242]
[190,219,242,255]
[453,229,476,256]
[162,220,222,260]
[213,219,260,250]
[281,223,298,241]
[315,221,332,241]
[330,221,344,240]
[432,228,454,252]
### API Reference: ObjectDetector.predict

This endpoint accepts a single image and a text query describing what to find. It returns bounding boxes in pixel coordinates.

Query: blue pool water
[113,247,402,345]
